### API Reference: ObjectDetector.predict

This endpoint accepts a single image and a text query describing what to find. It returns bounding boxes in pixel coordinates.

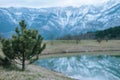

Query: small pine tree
[2,20,46,71]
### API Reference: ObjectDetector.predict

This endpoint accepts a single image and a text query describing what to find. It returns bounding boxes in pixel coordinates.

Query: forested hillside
[58,26,120,40]
[95,26,120,39]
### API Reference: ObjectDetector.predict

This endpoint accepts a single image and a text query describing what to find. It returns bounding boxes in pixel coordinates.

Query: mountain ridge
[0,3,120,39]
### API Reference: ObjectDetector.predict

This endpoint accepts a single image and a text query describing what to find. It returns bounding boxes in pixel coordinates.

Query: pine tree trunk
[22,52,25,71]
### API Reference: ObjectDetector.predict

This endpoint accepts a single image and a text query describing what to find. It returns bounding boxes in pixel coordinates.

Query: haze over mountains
[0,0,120,39]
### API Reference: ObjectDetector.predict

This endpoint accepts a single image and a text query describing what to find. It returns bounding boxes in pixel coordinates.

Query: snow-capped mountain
[0,1,120,39]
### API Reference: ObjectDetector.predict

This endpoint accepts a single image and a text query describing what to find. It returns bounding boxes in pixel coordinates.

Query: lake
[35,54,120,80]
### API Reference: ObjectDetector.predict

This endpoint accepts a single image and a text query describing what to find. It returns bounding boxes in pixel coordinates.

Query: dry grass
[0,42,5,59]
[0,40,120,80]
[42,40,120,55]
[0,65,73,80]
[0,41,73,80]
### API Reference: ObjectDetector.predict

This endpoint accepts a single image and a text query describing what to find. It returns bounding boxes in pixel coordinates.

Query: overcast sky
[0,0,117,8]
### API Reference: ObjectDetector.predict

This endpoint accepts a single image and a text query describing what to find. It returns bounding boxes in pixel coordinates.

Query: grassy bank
[0,42,73,80]
[0,64,73,80]
[0,40,120,80]
[42,40,120,55]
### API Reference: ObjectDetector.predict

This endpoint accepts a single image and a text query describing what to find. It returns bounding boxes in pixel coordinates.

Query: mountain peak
[0,3,120,39]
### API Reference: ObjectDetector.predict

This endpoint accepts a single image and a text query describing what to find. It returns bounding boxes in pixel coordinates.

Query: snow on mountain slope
[0,1,120,39]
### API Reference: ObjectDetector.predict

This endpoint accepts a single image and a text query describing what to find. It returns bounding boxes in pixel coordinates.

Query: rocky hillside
[0,0,120,39]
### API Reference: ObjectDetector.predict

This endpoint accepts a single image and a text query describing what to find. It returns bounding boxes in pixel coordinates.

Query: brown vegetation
[42,40,120,55]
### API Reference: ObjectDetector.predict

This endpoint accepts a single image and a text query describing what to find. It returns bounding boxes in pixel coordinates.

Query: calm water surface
[35,55,120,80]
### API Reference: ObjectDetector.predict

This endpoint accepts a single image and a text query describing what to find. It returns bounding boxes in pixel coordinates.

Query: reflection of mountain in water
[36,55,120,80]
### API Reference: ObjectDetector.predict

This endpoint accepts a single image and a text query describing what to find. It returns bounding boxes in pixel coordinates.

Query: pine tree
[2,20,46,71]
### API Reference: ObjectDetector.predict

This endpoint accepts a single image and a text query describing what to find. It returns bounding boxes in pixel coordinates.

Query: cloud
[0,0,117,8]
[57,0,110,7]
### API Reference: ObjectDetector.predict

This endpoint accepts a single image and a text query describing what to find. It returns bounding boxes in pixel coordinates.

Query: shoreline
[42,49,120,55]
[0,40,120,80]
[0,64,73,80]
[39,50,120,59]
[41,40,120,56]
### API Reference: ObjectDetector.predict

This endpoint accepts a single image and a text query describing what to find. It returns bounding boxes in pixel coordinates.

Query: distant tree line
[58,26,120,40]
[95,26,120,40]
[57,32,96,40]
[57,33,95,40]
